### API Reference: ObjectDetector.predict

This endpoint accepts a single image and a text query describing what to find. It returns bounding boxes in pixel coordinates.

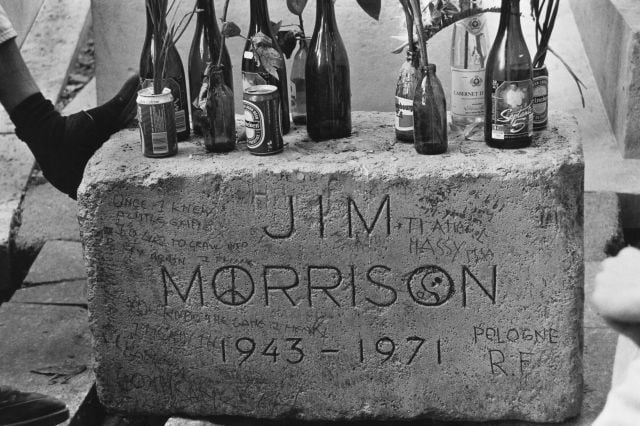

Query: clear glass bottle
[140,4,190,141]
[413,64,447,155]
[242,0,291,135]
[290,36,308,125]
[484,0,533,148]
[203,67,236,152]
[306,0,351,141]
[450,0,489,131]
[395,49,420,143]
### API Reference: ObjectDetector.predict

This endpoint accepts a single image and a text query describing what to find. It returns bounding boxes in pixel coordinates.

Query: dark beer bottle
[484,0,533,148]
[140,3,191,141]
[306,0,351,141]
[189,0,233,135]
[242,0,290,135]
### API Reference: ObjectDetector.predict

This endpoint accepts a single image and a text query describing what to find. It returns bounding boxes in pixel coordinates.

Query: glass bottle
[140,3,190,141]
[188,0,209,136]
[290,36,308,125]
[306,0,351,141]
[413,64,447,155]
[395,49,420,143]
[190,0,234,136]
[484,0,533,148]
[450,0,489,131]
[242,0,290,134]
[203,67,236,152]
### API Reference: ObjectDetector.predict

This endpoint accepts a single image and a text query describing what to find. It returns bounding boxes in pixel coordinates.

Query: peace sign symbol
[212,266,255,306]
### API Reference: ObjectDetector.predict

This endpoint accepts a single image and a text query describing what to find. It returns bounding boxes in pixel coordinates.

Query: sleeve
[0,4,18,45]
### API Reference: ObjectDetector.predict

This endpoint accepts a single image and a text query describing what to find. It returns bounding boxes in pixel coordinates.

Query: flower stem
[216,0,231,69]
[409,0,429,69]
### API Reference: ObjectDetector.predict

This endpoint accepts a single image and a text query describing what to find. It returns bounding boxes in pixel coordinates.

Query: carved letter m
[161,266,204,306]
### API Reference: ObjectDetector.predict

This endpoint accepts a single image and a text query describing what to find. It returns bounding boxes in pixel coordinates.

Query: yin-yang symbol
[407,265,454,306]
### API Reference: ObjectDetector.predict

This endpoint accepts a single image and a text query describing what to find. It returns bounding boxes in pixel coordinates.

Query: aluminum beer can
[243,85,283,155]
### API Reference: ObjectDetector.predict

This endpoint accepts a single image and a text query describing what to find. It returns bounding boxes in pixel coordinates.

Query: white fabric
[594,354,640,425]
[0,4,17,45]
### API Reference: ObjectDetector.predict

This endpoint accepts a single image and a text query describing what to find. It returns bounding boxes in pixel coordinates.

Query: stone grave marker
[79,112,584,422]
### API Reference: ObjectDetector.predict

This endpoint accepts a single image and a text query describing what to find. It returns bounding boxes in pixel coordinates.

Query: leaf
[277,30,298,59]
[255,46,284,81]
[271,20,283,35]
[221,21,241,38]
[252,32,273,48]
[356,0,381,20]
[287,0,308,16]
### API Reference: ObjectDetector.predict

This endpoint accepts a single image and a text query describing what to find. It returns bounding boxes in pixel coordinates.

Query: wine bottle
[484,0,533,148]
[140,3,190,141]
[451,0,489,130]
[189,0,233,135]
[395,49,420,143]
[290,36,308,125]
[306,0,351,141]
[242,0,290,135]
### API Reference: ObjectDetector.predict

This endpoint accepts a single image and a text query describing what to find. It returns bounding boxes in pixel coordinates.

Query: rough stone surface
[79,112,584,422]
[23,240,86,286]
[0,303,95,421]
[571,0,640,158]
[584,192,624,262]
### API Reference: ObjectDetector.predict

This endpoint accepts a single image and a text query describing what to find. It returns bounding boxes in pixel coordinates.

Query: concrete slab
[23,240,86,286]
[0,0,91,133]
[9,279,87,305]
[15,180,80,252]
[0,303,95,423]
[571,0,640,158]
[63,78,97,115]
[79,111,583,422]
[0,134,35,298]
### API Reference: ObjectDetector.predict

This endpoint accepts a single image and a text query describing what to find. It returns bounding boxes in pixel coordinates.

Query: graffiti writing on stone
[95,187,568,380]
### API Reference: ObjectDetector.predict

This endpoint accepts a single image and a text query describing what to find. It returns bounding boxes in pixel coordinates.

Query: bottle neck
[210,68,224,85]
[498,0,523,33]
[249,0,272,35]
[316,0,338,31]
[146,4,168,33]
[421,64,437,76]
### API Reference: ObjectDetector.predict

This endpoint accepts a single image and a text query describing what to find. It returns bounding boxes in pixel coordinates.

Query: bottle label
[491,79,533,140]
[243,100,265,149]
[462,16,485,36]
[533,74,548,127]
[243,71,269,91]
[451,68,485,119]
[395,96,414,132]
[143,78,187,133]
